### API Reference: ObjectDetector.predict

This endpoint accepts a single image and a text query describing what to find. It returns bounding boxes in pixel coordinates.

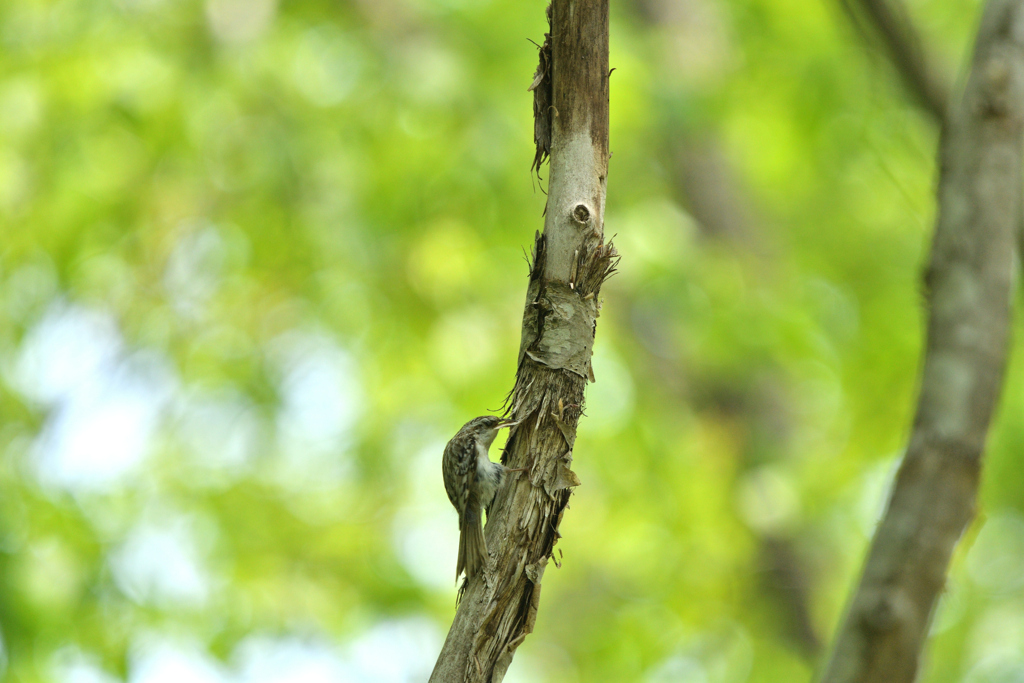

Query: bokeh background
[2,0,1023,681]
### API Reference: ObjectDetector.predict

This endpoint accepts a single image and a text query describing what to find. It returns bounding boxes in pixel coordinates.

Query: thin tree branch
[839,0,951,120]
[429,2,614,681]
[820,2,1024,681]
[846,0,1024,264]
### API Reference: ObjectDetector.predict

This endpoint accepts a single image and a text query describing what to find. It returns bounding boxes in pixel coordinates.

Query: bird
[442,415,524,580]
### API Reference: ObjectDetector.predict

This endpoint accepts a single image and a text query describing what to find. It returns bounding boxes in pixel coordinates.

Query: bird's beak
[497,418,522,429]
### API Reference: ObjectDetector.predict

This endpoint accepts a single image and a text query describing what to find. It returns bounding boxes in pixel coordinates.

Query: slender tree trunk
[429,2,614,681]
[820,1,1024,680]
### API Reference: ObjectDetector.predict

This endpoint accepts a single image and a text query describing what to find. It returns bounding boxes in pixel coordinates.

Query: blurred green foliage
[1,0,1022,681]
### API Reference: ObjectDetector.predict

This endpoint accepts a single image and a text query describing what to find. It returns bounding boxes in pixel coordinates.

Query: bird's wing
[443,433,479,527]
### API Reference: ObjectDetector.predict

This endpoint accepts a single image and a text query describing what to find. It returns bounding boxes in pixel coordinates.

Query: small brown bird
[442,415,522,580]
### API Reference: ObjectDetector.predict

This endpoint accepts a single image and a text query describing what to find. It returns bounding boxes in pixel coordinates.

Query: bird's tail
[457,510,488,580]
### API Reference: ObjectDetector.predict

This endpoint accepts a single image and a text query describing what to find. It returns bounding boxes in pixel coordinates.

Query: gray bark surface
[820,1,1024,681]
[429,1,613,681]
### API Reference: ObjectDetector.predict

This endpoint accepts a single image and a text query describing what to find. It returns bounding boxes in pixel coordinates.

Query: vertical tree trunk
[820,1,1024,680]
[429,1,614,681]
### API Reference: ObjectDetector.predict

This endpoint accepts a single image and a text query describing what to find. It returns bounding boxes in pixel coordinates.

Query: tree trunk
[820,1,1024,680]
[428,1,614,681]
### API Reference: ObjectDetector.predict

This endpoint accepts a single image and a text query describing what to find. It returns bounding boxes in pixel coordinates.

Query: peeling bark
[820,1,1024,680]
[429,2,612,681]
